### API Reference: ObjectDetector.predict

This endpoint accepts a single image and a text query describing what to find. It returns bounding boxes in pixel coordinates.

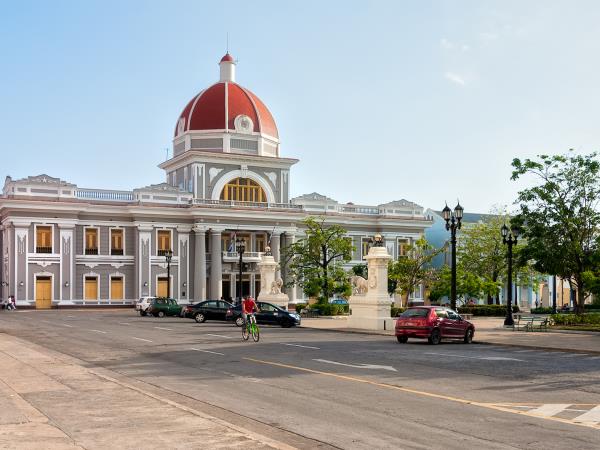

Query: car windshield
[400,308,430,318]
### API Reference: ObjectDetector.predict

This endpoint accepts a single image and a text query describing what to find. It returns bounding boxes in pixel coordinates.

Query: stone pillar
[348,244,392,330]
[257,251,288,310]
[210,229,222,299]
[283,231,297,304]
[193,226,207,301]
[271,233,281,280]
[14,222,29,303]
[178,227,191,302]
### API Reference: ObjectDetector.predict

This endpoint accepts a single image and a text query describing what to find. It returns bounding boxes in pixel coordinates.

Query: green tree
[284,217,354,303]
[429,265,491,305]
[457,209,508,304]
[511,152,600,313]
[388,237,444,307]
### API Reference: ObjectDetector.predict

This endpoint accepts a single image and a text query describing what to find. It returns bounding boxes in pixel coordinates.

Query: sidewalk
[0,334,292,450]
[301,317,600,354]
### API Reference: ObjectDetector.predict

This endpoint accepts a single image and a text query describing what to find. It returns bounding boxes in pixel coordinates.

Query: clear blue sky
[2,1,600,213]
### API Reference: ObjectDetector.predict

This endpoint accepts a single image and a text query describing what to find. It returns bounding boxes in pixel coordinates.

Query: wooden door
[157,278,168,298]
[111,277,123,300]
[85,277,98,300]
[35,277,52,309]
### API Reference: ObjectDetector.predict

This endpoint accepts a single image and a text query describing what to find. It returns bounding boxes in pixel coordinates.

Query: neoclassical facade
[0,54,432,308]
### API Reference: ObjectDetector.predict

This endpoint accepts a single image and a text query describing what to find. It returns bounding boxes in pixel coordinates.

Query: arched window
[220,178,267,202]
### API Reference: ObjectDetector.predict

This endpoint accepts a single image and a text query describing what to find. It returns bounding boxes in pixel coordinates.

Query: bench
[513,315,549,332]
[461,314,473,321]
[300,309,320,318]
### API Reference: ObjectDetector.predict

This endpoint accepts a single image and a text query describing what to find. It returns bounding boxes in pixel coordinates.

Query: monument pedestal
[347,244,392,330]
[257,252,289,310]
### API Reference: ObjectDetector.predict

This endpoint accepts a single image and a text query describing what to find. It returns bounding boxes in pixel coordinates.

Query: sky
[2,0,600,214]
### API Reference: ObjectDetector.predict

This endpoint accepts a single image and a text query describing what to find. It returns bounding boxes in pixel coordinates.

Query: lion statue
[270,278,283,295]
[350,275,368,295]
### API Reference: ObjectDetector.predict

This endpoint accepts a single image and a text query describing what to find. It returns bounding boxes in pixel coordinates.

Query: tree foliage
[388,237,444,306]
[284,217,354,303]
[429,265,500,305]
[511,152,600,313]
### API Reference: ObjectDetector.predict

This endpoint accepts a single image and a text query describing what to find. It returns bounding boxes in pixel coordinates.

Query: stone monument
[348,235,392,330]
[257,246,289,310]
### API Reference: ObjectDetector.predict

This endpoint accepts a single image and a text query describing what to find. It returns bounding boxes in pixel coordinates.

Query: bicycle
[242,314,260,342]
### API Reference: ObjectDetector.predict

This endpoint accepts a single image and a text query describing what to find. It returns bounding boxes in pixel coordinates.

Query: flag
[228,232,236,252]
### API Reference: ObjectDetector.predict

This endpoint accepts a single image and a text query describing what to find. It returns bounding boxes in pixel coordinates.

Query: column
[59,223,75,301]
[284,231,297,304]
[193,226,207,301]
[14,222,29,303]
[271,233,280,280]
[210,229,222,299]
[137,225,152,297]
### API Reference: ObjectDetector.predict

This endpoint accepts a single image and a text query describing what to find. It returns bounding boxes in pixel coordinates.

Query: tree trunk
[321,245,329,302]
[576,284,585,314]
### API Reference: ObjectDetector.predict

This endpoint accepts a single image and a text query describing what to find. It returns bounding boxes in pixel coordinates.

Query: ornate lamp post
[501,224,519,326]
[165,249,173,298]
[442,202,464,311]
[236,237,246,304]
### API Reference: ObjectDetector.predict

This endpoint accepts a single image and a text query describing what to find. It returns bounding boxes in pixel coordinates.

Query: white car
[136,297,156,316]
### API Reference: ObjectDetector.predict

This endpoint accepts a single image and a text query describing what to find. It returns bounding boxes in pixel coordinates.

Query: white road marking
[425,352,525,362]
[190,348,225,356]
[118,322,131,326]
[90,329,107,334]
[573,405,600,424]
[530,404,571,417]
[154,327,173,331]
[132,337,153,343]
[281,343,320,350]
[313,359,397,372]
[60,323,74,328]
[205,334,232,339]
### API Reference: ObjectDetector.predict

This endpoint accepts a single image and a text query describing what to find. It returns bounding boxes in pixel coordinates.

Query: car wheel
[140,311,146,317]
[157,311,165,318]
[235,316,244,327]
[195,313,206,323]
[464,328,474,344]
[397,336,408,343]
[281,319,293,328]
[428,328,441,345]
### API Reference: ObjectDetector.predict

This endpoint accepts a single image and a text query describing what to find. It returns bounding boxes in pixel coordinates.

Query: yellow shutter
[85,277,98,300]
[111,277,123,300]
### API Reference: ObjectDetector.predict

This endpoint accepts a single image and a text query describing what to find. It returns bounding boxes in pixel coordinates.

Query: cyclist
[242,295,258,324]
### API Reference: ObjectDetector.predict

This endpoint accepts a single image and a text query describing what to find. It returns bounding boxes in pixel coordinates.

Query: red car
[395,306,475,345]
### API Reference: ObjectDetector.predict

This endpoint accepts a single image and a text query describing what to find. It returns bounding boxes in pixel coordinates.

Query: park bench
[513,315,549,332]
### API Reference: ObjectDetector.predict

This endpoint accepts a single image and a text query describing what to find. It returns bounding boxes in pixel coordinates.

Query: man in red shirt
[242,296,258,324]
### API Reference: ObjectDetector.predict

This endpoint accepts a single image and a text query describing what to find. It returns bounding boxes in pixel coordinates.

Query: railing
[222,251,263,259]
[111,249,124,256]
[192,198,303,210]
[76,189,134,202]
[36,246,52,254]
[85,248,98,255]
[339,206,381,215]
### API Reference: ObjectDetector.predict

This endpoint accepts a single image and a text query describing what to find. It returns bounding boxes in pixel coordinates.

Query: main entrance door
[157,277,169,297]
[35,276,52,309]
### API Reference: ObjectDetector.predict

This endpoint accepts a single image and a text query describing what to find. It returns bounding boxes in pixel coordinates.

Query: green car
[147,298,181,317]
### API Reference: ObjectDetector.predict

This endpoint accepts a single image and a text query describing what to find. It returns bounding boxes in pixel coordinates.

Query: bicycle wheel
[251,323,260,342]
[242,322,249,341]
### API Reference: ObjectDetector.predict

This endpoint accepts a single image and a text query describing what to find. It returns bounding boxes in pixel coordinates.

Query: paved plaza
[1,310,599,449]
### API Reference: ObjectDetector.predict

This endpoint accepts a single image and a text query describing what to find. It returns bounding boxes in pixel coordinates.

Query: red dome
[220,53,234,62]
[174,82,278,139]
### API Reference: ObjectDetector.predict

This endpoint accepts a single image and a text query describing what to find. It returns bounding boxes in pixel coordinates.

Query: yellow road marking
[244,357,600,431]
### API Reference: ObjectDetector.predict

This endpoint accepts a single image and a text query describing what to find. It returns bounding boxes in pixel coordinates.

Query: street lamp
[236,237,246,304]
[165,249,173,298]
[442,202,463,311]
[501,223,519,326]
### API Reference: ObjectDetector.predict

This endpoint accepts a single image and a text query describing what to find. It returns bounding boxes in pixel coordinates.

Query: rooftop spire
[219,53,236,82]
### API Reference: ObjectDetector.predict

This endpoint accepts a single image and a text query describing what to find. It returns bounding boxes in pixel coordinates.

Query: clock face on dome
[234,114,253,133]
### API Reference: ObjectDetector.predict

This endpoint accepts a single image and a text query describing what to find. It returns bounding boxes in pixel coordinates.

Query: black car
[225,301,301,328]
[181,300,233,323]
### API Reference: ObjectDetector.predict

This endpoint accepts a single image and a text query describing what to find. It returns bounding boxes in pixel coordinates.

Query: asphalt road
[1,309,599,449]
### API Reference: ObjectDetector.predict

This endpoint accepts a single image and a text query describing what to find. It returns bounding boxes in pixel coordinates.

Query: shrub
[458,305,519,316]
[390,307,406,317]
[584,304,600,312]
[551,313,600,326]
[294,304,307,314]
[531,307,554,314]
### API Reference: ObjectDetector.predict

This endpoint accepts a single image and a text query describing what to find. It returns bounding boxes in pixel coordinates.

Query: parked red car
[395,306,475,345]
